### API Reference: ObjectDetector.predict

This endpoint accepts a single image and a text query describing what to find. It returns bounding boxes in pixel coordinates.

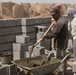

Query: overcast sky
[0,0,76,4]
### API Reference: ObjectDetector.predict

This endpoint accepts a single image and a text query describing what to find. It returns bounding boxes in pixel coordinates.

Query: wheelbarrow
[12,52,71,75]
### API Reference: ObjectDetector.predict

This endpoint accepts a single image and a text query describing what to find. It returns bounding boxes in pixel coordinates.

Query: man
[49,7,68,57]
[45,7,68,73]
[54,3,63,15]
[54,3,62,10]
[63,7,76,70]
[71,14,76,61]
[66,7,76,51]
[71,13,76,75]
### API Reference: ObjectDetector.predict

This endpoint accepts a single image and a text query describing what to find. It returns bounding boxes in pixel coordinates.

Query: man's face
[52,12,60,21]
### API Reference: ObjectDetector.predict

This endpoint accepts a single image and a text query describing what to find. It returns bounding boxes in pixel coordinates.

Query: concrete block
[0,66,8,75]
[5,19,17,27]
[26,32,36,39]
[21,18,35,25]
[45,39,51,46]
[35,17,43,24]
[22,25,35,33]
[39,40,46,46]
[30,39,36,44]
[24,51,34,58]
[0,43,12,51]
[0,28,11,36]
[32,46,45,56]
[45,46,51,50]
[42,39,52,50]
[16,33,22,35]
[13,50,25,60]
[17,67,24,75]
[45,49,51,54]
[72,62,76,72]
[35,26,47,33]
[35,23,50,27]
[11,74,17,75]
[13,43,31,51]
[16,35,30,44]
[43,17,51,23]
[0,36,5,44]
[0,20,5,28]
[6,64,17,75]
[16,18,21,26]
[10,26,22,34]
[45,49,55,58]
[22,33,36,40]
[36,32,44,40]
[5,35,15,42]
[17,70,24,75]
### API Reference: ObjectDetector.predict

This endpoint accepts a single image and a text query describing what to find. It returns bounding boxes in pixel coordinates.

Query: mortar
[13,55,60,75]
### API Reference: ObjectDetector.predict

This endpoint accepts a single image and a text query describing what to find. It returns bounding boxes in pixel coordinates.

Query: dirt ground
[53,56,74,75]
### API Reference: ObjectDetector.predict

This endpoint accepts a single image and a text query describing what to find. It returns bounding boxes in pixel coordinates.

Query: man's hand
[40,35,45,40]
[51,18,56,30]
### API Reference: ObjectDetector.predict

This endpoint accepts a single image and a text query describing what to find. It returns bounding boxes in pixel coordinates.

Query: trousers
[73,39,76,61]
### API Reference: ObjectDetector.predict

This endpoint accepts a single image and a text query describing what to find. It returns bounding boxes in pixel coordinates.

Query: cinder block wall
[21,17,51,44]
[0,16,51,53]
[0,19,22,52]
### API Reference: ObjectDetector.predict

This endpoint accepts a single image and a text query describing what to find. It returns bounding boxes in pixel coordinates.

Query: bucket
[1,52,12,64]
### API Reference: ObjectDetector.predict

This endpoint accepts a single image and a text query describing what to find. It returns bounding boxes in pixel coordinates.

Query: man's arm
[46,22,61,39]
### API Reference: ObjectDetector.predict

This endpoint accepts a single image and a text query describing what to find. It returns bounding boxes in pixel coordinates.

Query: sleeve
[46,22,61,39]
[71,18,76,37]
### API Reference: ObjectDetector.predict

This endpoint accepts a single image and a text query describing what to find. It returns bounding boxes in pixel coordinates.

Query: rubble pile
[0,1,76,19]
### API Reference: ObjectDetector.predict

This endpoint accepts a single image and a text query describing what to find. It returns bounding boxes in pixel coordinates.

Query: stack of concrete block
[24,51,34,58]
[0,66,8,75]
[35,25,51,50]
[35,26,48,34]
[32,46,45,56]
[17,66,24,75]
[35,26,47,46]
[72,62,76,75]
[21,17,51,44]
[21,18,36,44]
[0,64,17,75]
[6,64,17,75]
[0,18,22,52]
[45,39,52,50]
[0,16,52,56]
[13,35,32,60]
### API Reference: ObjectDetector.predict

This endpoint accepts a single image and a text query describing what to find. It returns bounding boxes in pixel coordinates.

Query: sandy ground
[53,56,74,75]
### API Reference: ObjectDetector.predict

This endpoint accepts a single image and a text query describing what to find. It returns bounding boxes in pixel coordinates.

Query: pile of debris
[0,1,76,19]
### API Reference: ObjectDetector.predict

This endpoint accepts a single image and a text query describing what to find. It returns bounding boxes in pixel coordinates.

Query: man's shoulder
[59,17,67,21]
[57,17,68,24]
[72,17,76,22]
[71,17,76,24]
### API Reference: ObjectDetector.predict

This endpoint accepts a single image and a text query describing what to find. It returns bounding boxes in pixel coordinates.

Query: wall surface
[0,16,51,53]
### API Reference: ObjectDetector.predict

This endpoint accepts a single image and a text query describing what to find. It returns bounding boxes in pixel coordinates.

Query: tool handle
[34,22,54,47]
[60,52,71,64]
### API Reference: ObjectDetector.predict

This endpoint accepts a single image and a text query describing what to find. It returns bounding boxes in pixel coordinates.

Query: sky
[0,0,76,4]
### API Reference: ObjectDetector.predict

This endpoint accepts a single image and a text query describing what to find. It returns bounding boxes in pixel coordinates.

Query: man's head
[50,7,60,21]
[54,3,62,10]
[66,7,76,18]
